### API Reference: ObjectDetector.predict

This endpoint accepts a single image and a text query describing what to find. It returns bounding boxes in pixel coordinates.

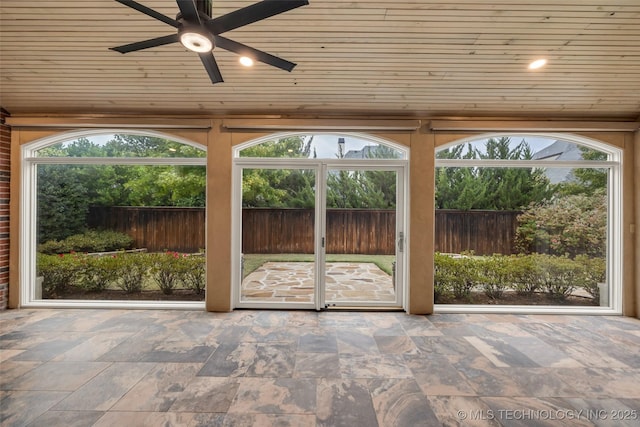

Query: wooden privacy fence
[434,210,521,255]
[88,207,205,253]
[242,208,396,255]
[89,207,521,255]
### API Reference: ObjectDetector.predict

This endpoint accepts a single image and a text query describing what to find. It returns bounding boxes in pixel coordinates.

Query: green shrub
[451,255,481,300]
[509,254,541,296]
[77,255,121,292]
[37,240,73,255]
[575,255,606,301]
[36,253,80,297]
[150,252,187,295]
[479,255,509,299]
[536,254,580,301]
[433,253,455,302]
[181,255,206,295]
[113,252,149,293]
[38,230,134,254]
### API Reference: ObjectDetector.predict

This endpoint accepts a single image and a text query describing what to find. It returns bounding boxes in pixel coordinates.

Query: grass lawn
[242,253,396,279]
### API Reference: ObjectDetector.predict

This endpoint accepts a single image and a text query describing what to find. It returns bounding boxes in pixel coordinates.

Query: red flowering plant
[149,251,188,295]
[112,252,149,293]
[77,254,121,292]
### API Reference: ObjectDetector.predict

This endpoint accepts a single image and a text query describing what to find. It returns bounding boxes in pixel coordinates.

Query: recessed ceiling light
[239,56,254,67]
[528,58,547,70]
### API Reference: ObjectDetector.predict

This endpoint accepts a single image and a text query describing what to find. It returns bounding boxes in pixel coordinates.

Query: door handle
[397,232,404,252]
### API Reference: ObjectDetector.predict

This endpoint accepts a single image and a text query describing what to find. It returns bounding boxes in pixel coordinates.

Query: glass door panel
[239,167,317,307]
[323,167,402,307]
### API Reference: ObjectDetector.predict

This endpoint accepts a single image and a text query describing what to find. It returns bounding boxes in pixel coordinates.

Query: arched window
[236,133,406,160]
[22,131,206,308]
[434,134,621,313]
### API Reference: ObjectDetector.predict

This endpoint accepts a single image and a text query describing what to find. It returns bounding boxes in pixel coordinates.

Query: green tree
[37,165,89,242]
[558,146,608,196]
[435,137,553,210]
[36,135,207,242]
[240,136,312,158]
[241,137,316,207]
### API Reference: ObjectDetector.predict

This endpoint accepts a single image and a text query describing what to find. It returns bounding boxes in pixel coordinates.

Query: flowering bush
[113,252,150,293]
[77,255,121,292]
[515,192,607,258]
[149,251,187,295]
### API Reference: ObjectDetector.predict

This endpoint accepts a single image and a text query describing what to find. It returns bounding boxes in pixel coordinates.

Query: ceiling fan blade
[207,0,308,35]
[215,36,296,72]
[110,34,180,54]
[115,0,180,28]
[176,0,201,24]
[199,52,224,84]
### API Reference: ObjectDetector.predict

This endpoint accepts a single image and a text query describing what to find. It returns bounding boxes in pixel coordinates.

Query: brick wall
[0,109,10,310]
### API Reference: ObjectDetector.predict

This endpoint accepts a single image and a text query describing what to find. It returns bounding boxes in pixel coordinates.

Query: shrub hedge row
[434,252,606,304]
[38,230,134,255]
[37,249,606,305]
[37,251,205,298]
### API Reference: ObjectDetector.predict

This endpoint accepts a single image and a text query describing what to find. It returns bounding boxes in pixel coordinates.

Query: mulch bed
[49,286,205,301]
[437,291,598,306]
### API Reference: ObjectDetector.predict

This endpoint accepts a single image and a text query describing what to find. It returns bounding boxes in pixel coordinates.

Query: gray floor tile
[28,410,105,427]
[0,309,638,426]
[0,390,69,427]
[53,362,156,411]
[317,378,377,427]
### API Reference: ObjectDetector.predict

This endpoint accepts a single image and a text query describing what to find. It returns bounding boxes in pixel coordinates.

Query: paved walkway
[241,262,395,303]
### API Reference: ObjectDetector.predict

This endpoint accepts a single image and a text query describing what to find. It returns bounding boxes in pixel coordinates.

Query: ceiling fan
[110,0,309,84]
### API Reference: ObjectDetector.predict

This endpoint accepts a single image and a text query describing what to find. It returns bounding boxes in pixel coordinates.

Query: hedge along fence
[434,253,606,305]
[89,207,521,255]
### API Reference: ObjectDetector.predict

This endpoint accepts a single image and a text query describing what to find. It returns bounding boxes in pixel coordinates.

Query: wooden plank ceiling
[1,0,640,119]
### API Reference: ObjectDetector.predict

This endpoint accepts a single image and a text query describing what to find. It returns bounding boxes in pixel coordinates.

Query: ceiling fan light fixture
[179,28,214,53]
[239,56,254,67]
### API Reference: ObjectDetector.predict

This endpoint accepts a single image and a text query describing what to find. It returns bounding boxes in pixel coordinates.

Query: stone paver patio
[242,262,396,303]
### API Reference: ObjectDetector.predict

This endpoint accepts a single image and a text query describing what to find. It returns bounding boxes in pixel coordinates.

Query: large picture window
[22,131,206,308]
[434,134,621,313]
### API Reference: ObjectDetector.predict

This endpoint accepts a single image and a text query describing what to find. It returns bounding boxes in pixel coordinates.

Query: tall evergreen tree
[436,137,553,210]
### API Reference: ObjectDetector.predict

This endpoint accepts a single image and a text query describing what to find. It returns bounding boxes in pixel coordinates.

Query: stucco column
[408,128,435,314]
[635,130,640,319]
[206,120,233,311]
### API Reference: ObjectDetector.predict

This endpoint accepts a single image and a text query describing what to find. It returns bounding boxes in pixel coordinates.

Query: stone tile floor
[1,309,639,426]
[242,262,396,303]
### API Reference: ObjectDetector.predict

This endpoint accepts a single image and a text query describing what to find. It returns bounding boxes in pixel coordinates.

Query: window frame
[434,132,623,314]
[21,129,207,309]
